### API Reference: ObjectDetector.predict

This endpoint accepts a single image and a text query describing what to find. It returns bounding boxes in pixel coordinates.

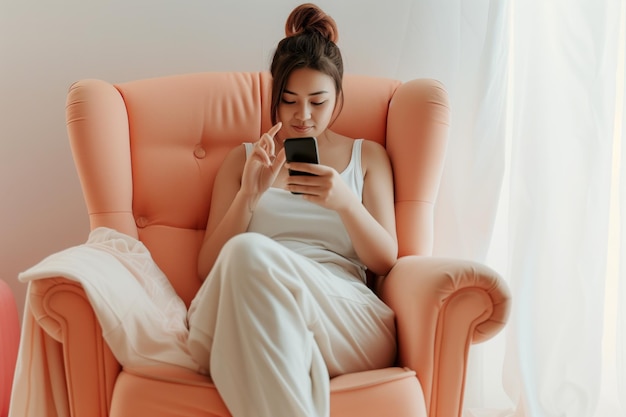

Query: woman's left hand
[284,162,359,212]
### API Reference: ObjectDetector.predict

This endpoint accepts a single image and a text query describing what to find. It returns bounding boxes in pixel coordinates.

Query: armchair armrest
[16,227,196,417]
[378,256,511,417]
[29,278,121,417]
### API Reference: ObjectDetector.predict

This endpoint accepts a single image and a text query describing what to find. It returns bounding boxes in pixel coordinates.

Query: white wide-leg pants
[187,233,396,417]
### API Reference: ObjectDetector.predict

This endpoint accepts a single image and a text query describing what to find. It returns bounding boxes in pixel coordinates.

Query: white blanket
[17,226,198,371]
[10,228,200,417]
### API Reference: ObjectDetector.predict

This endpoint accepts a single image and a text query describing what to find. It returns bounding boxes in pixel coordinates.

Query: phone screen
[284,137,319,176]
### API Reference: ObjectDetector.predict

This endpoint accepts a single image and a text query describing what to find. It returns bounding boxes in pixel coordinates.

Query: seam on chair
[395,199,434,204]
[330,368,416,393]
[43,283,107,417]
[431,287,492,417]
[113,84,134,149]
[89,210,133,215]
[137,224,208,232]
[122,367,216,388]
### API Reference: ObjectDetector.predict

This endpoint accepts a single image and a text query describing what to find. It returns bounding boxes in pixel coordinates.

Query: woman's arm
[339,140,397,276]
[197,146,251,280]
[197,124,286,280]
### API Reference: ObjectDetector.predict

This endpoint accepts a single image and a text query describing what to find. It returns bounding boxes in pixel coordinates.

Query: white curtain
[389,0,626,416]
[502,1,624,416]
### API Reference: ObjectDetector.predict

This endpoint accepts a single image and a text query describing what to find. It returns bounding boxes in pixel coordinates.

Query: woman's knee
[219,233,282,271]
[221,232,274,260]
[216,232,283,289]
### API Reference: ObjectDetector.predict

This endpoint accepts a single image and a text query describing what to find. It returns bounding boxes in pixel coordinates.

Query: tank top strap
[340,139,364,200]
[351,139,364,180]
[243,142,253,156]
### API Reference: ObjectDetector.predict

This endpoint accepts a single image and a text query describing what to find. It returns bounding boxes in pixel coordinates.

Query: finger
[286,182,320,197]
[251,145,273,166]
[257,137,271,154]
[286,172,320,188]
[266,122,282,156]
[259,122,282,156]
[274,148,286,165]
[268,122,282,138]
[271,149,287,173]
[286,162,323,176]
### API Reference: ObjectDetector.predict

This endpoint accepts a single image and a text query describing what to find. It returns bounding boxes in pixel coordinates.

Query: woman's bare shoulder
[215,143,247,182]
[360,138,391,170]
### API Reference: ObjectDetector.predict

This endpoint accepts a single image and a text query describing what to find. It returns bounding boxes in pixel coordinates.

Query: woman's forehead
[284,68,336,95]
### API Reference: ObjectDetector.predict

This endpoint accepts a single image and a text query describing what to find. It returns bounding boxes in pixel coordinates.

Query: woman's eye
[281,99,296,104]
[312,101,327,106]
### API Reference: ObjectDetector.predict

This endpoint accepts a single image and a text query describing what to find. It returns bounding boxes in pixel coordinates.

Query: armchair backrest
[65,72,449,306]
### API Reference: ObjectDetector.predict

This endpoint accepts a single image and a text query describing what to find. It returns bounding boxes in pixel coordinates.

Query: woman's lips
[291,125,313,135]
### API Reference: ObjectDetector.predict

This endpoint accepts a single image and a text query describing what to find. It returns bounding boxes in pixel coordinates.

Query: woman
[188,4,397,417]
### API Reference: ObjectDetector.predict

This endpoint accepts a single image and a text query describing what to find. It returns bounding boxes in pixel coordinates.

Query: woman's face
[277,67,337,141]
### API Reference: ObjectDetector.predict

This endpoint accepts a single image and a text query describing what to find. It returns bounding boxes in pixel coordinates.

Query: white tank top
[245,139,366,282]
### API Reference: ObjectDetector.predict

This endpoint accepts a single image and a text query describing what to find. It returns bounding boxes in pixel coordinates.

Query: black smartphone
[284,137,319,176]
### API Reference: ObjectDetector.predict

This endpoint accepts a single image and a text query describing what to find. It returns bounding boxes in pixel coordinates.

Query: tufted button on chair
[16,72,511,417]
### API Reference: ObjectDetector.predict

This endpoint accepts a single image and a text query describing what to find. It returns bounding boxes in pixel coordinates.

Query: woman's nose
[295,103,311,121]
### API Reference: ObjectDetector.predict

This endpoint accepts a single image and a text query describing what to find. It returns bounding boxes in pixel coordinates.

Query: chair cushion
[112,366,427,417]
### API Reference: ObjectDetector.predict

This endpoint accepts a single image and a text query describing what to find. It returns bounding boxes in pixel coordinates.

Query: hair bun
[285,3,338,43]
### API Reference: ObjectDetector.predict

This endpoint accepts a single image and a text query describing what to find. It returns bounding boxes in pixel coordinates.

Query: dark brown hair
[270,3,344,125]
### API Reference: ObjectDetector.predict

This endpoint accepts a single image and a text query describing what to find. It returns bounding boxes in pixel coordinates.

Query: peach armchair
[14,72,510,417]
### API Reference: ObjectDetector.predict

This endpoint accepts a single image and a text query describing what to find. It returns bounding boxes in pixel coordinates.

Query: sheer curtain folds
[398,0,626,416]
[502,1,624,416]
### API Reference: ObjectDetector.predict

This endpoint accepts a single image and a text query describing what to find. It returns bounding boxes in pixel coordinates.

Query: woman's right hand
[240,123,286,206]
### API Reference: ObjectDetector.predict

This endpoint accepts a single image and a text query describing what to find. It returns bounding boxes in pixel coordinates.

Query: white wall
[1,0,449,320]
